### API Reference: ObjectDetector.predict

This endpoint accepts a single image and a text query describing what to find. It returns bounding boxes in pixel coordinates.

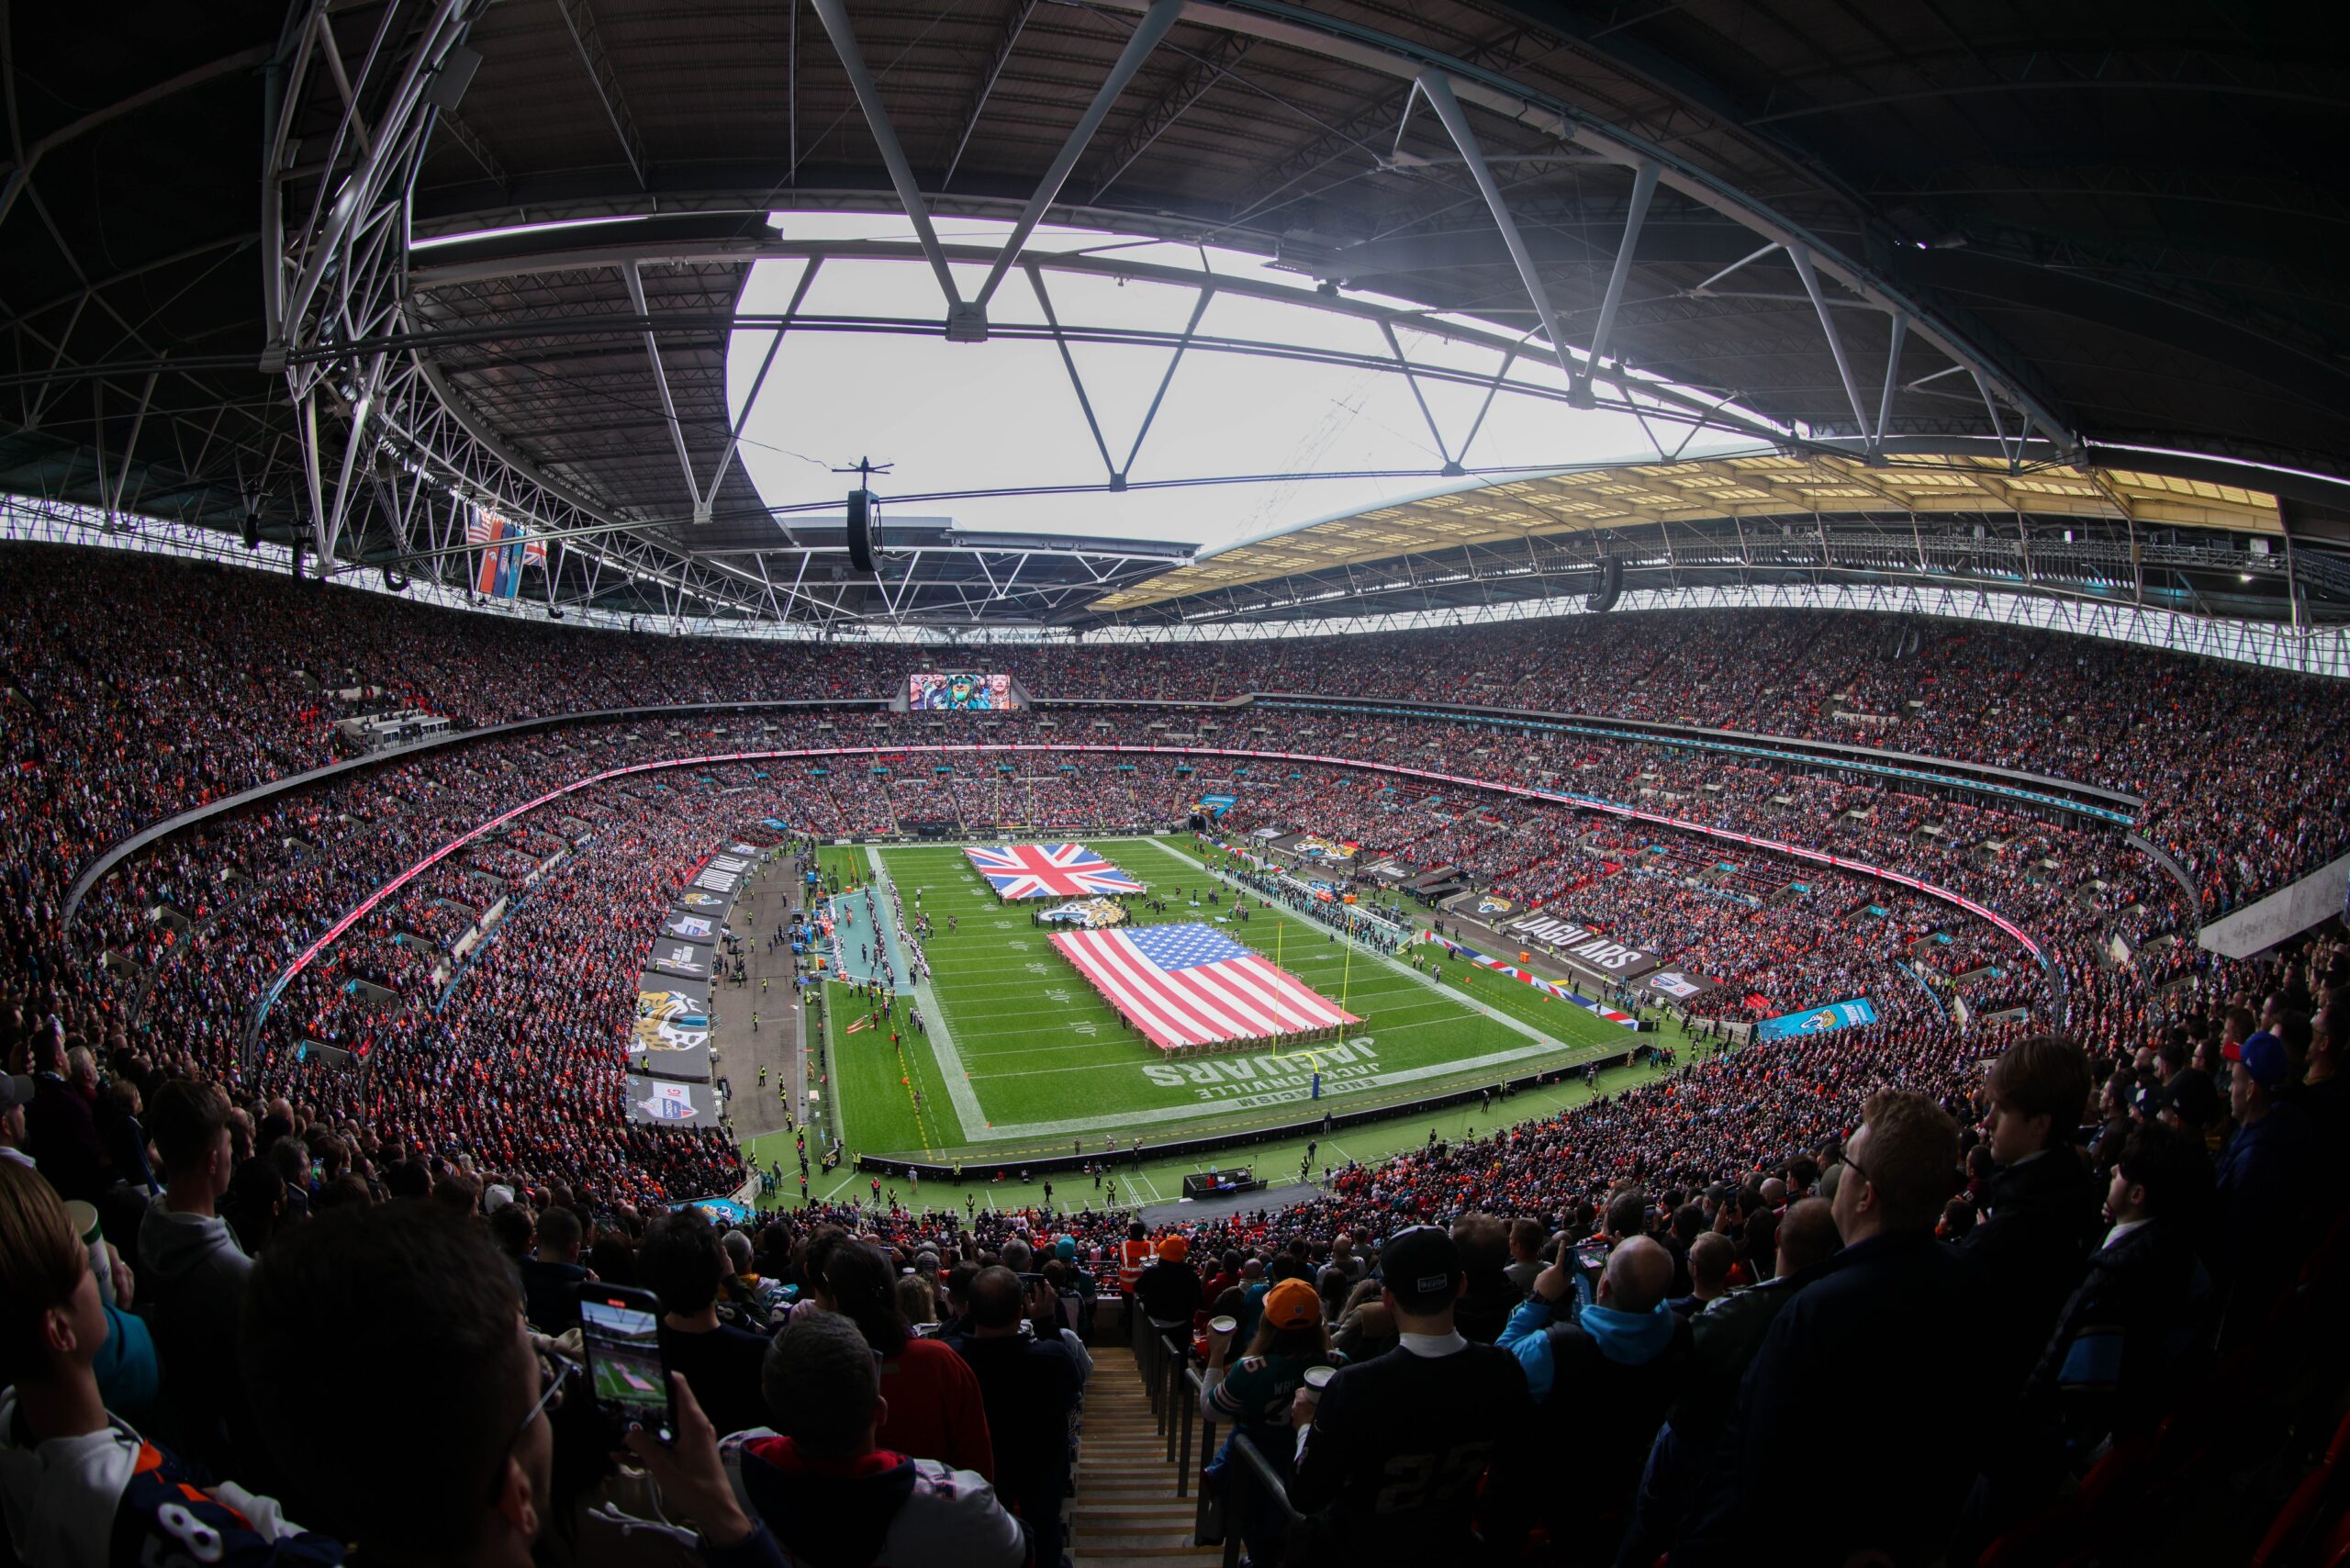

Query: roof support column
[941,0,1036,190]
[968,0,1184,324]
[808,0,968,326]
[1381,319,1457,473]
[1867,314,1907,464]
[1412,72,1587,405]
[1119,285,1214,486]
[1786,242,1874,445]
[1027,265,1119,484]
[105,364,161,523]
[700,259,821,518]
[1570,160,1658,410]
[550,0,647,187]
[621,261,706,521]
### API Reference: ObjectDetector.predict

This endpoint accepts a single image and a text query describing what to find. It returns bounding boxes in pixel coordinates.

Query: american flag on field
[1051,922,1360,1050]
[965,843,1146,901]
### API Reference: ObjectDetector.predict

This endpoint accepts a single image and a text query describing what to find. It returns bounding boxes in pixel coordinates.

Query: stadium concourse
[0,543,2344,1567]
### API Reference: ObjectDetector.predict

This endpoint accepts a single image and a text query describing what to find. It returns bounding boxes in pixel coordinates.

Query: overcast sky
[726,214,1748,554]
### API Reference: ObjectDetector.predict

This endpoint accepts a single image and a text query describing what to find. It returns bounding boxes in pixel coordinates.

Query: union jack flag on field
[965,843,1146,901]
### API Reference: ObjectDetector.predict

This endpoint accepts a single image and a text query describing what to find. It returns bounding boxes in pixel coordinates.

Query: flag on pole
[470,507,533,598]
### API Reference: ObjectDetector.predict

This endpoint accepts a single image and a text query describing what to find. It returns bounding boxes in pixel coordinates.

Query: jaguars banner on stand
[632,982,713,1081]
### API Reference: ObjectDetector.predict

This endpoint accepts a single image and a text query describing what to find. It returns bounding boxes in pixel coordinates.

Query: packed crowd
[255,773,764,1207]
[4,819,2336,1565]
[17,710,2198,1210]
[8,540,2349,1563]
[10,543,2346,924]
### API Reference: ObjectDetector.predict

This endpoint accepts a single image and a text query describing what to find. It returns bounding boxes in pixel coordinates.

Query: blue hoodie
[1497,1295,1678,1405]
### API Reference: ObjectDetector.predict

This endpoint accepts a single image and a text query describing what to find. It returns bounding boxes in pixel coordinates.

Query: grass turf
[801,834,1682,1164]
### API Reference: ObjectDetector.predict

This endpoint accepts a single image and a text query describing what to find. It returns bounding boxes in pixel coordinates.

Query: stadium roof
[4,0,2348,637]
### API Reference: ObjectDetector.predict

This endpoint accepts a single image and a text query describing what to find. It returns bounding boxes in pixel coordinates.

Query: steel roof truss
[940,0,1037,192]
[549,0,647,189]
[968,0,1184,322]
[620,261,703,521]
[808,0,966,322]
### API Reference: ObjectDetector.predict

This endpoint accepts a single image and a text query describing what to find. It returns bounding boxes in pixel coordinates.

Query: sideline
[861,846,990,1141]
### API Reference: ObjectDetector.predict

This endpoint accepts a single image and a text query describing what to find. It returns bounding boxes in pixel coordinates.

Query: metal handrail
[1215,1429,1307,1568]
[1181,1367,1218,1521]
[1123,1320,1309,1553]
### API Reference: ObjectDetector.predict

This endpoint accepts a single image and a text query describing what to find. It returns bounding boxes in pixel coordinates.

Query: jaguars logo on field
[1040,898,1128,929]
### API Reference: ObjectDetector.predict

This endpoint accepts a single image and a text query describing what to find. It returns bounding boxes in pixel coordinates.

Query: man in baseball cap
[1135,1233,1203,1349]
[1288,1226,1534,1560]
[2215,1030,2317,1338]
[2223,1029,2289,1097]
[2148,1068,2221,1139]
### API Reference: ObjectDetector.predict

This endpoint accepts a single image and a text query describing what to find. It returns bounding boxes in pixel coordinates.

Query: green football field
[803,834,1679,1164]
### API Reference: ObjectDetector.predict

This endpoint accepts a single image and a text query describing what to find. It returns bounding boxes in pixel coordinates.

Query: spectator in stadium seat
[520,1204,588,1332]
[1503,1218,1545,1294]
[2026,1119,2217,1462]
[1621,1198,1841,1568]
[692,1308,1026,1568]
[1115,1220,1152,1317]
[1317,1230,1368,1300]
[0,1160,338,1567]
[2152,1067,2222,1145]
[1202,1277,1341,1565]
[804,1231,994,1482]
[719,1229,788,1329]
[24,1035,103,1204]
[639,1209,775,1442]
[1957,1117,2223,1559]
[1135,1234,1204,1350]
[2300,1002,2344,1148]
[95,1079,155,1198]
[1331,1278,1396,1363]
[1228,1255,1269,1340]
[1288,1225,1536,1564]
[1958,1036,2102,1400]
[1677,1092,1980,1567]
[2213,1029,2319,1339]
[487,1204,533,1287]
[1498,1235,1688,1561]
[240,1195,775,1565]
[0,1074,33,1170]
[951,1265,1082,1568]
[137,1079,254,1471]
[1450,1214,1516,1344]
[1671,1232,1735,1319]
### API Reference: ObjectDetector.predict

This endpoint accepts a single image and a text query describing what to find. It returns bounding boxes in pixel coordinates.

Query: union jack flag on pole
[1051,923,1359,1050]
[965,843,1146,901]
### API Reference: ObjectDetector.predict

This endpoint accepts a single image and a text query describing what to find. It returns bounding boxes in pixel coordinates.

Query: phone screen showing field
[580,1298,666,1413]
